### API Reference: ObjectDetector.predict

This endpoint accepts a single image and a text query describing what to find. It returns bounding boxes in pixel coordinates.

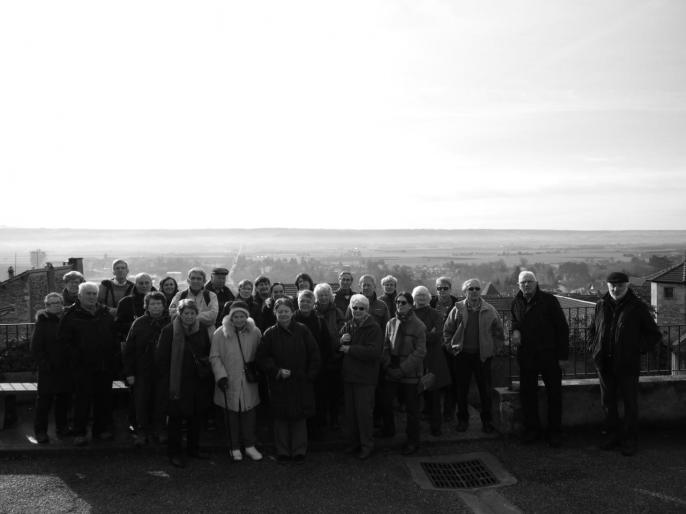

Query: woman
[381,291,426,455]
[156,299,212,468]
[256,298,321,464]
[62,271,85,307]
[210,301,263,462]
[338,294,384,460]
[221,279,258,320]
[259,282,286,332]
[412,286,452,436]
[159,277,179,308]
[294,273,314,292]
[31,292,73,443]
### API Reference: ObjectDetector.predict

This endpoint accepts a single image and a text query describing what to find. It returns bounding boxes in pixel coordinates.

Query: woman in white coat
[210,301,263,461]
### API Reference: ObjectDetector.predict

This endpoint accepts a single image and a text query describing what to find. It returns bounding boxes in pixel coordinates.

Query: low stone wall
[493,375,686,434]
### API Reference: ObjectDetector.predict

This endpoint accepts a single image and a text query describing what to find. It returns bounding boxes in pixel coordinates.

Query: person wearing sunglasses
[443,279,505,435]
[430,277,459,321]
[381,292,427,455]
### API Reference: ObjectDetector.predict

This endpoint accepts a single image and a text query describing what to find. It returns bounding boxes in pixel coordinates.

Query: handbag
[237,331,260,383]
[417,371,436,394]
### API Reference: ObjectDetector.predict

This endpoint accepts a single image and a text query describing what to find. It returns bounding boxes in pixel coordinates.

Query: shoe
[35,433,50,444]
[401,444,419,456]
[548,432,562,448]
[482,422,496,434]
[188,450,210,460]
[73,436,89,447]
[521,430,539,444]
[231,449,243,461]
[599,433,621,451]
[456,421,468,432]
[357,448,373,460]
[430,428,442,437]
[344,445,360,455]
[276,455,291,464]
[95,431,114,442]
[244,446,263,461]
[373,429,395,439]
[620,439,637,457]
[293,454,306,465]
[169,455,186,468]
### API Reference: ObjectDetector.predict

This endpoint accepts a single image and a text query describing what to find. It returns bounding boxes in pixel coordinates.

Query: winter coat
[443,299,506,362]
[210,317,262,412]
[205,282,236,327]
[510,288,570,360]
[155,323,212,418]
[414,306,452,390]
[169,288,219,338]
[115,290,147,340]
[123,312,170,380]
[294,310,332,375]
[259,298,278,333]
[589,289,662,375]
[381,292,397,318]
[61,289,79,307]
[57,303,120,377]
[256,320,321,420]
[339,316,384,385]
[334,288,356,313]
[430,294,459,321]
[383,311,427,384]
[315,302,346,369]
[31,310,72,394]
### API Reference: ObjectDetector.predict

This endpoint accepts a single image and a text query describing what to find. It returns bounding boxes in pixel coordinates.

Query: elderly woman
[443,278,505,434]
[338,294,384,459]
[210,301,263,462]
[412,286,452,436]
[381,291,427,455]
[380,275,398,318]
[256,298,321,464]
[259,282,286,332]
[62,271,85,307]
[31,292,73,443]
[156,299,212,468]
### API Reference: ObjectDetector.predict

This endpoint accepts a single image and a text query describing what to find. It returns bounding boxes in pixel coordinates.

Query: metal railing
[0,323,34,351]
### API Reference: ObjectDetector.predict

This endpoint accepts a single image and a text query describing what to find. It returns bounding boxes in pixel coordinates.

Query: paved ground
[1,403,686,513]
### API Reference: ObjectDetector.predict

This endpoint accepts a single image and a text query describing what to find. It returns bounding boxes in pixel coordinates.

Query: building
[644,259,686,325]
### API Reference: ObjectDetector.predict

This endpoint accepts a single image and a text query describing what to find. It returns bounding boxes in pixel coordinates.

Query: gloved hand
[217,377,229,392]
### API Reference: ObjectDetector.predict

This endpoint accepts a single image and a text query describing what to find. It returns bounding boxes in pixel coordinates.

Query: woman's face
[275,305,293,326]
[162,280,176,296]
[298,295,314,314]
[180,308,198,326]
[316,289,332,305]
[413,291,430,308]
[351,302,368,321]
[66,279,81,295]
[271,285,285,300]
[395,296,411,315]
[45,297,64,315]
[231,311,247,329]
[239,283,253,299]
[297,279,311,291]
[148,299,165,317]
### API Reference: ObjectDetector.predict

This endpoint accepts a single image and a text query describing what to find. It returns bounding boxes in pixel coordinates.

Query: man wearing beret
[588,271,662,456]
[206,267,235,327]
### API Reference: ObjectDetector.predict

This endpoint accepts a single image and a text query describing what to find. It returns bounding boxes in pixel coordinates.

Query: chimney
[46,263,56,292]
[7,266,14,279]
[68,257,84,274]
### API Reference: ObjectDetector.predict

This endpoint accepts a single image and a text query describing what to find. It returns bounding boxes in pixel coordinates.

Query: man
[62,270,85,307]
[98,259,135,316]
[58,282,120,445]
[346,275,389,329]
[430,276,459,321]
[169,267,218,338]
[380,275,398,318]
[443,278,505,434]
[205,267,235,327]
[115,272,154,340]
[334,271,356,312]
[430,276,459,421]
[589,271,661,456]
[510,271,569,447]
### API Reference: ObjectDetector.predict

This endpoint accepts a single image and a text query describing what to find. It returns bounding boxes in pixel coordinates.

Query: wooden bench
[0,380,127,429]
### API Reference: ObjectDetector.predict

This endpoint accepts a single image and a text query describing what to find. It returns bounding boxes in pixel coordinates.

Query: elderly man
[98,259,135,316]
[62,270,85,307]
[443,279,505,434]
[115,272,154,340]
[346,275,389,329]
[169,268,218,338]
[510,271,569,447]
[380,275,398,318]
[334,271,356,312]
[430,276,459,321]
[589,272,661,456]
[430,276,459,421]
[205,267,235,327]
[58,282,119,445]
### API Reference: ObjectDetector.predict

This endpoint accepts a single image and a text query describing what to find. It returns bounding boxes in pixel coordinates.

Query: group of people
[30,259,661,468]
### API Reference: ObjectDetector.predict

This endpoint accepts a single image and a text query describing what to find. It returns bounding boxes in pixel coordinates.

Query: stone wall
[652,282,686,325]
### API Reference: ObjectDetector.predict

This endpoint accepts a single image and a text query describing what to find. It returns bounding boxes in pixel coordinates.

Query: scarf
[396,307,413,322]
[169,316,200,400]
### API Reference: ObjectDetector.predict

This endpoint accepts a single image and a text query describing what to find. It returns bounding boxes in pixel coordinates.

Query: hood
[221,315,257,338]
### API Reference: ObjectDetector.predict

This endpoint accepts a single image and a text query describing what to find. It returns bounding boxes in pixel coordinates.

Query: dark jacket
[414,306,452,390]
[58,303,119,377]
[589,289,662,375]
[430,294,459,321]
[381,291,397,318]
[382,311,427,383]
[62,289,79,307]
[259,298,278,333]
[256,321,321,420]
[334,288,356,313]
[115,290,147,340]
[123,312,170,379]
[205,282,236,327]
[155,323,212,417]
[339,316,384,386]
[222,296,262,327]
[511,288,569,360]
[31,310,72,393]
[315,302,346,369]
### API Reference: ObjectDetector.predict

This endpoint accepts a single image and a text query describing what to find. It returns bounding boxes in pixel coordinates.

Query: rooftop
[643,260,686,284]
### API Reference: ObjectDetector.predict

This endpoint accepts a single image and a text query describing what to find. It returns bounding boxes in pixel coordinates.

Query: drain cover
[406,452,517,491]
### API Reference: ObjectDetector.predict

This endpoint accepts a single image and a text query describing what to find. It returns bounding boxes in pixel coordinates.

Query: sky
[1,0,685,230]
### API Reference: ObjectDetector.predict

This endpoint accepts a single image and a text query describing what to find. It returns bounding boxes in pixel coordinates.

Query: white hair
[461,278,482,293]
[313,283,333,297]
[381,275,397,286]
[350,294,370,308]
[518,271,537,283]
[412,286,431,298]
[78,282,99,294]
[135,273,152,283]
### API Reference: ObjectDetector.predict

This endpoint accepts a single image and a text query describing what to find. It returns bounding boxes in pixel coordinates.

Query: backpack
[101,279,134,307]
[179,289,212,306]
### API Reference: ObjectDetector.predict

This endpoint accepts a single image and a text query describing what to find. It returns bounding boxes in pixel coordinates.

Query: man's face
[413,291,430,307]
[79,287,99,308]
[256,281,270,297]
[518,277,537,296]
[136,276,152,294]
[383,281,396,295]
[608,282,629,301]
[360,278,375,298]
[465,282,481,302]
[148,299,164,317]
[339,274,353,290]
[188,272,205,292]
[436,281,451,298]
[298,295,314,313]
[113,262,128,281]
[395,296,411,315]
[211,274,226,288]
[297,278,311,291]
[238,283,253,299]
[66,279,81,295]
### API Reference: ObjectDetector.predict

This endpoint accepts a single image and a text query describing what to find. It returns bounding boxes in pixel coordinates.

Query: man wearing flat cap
[588,271,661,456]
[206,268,235,327]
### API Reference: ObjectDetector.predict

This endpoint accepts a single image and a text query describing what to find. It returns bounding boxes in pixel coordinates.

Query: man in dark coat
[58,282,120,445]
[334,271,356,312]
[205,267,235,327]
[115,272,154,341]
[589,271,662,456]
[510,271,569,447]
[380,275,398,318]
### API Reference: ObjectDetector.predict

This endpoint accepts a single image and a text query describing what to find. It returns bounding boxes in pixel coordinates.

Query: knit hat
[606,271,629,284]
[228,301,250,319]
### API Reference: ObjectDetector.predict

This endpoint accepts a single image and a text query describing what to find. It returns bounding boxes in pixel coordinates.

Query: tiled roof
[643,261,686,284]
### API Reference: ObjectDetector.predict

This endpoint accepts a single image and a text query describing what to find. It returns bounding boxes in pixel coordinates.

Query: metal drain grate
[421,460,498,489]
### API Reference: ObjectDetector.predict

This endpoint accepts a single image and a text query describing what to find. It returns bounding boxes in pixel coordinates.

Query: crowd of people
[29,259,661,468]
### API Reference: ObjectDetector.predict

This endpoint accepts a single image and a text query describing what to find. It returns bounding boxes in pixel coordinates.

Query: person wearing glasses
[62,270,85,307]
[443,279,505,434]
[338,294,384,460]
[380,292,427,455]
[510,271,569,447]
[430,276,459,421]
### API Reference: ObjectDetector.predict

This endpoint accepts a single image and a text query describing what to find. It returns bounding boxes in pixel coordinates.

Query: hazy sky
[1,0,685,230]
